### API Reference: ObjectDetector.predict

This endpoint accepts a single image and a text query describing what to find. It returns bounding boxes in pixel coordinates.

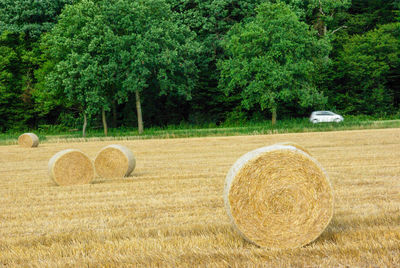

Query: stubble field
[0,128,399,267]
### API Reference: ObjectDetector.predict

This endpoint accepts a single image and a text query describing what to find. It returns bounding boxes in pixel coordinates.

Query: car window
[320,112,333,115]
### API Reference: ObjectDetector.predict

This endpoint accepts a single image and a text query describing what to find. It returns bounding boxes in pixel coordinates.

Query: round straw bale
[18,133,39,147]
[94,144,136,178]
[224,145,334,249]
[48,149,94,186]
[276,141,311,155]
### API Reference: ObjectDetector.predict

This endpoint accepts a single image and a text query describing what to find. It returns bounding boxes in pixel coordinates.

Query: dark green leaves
[0,0,74,39]
[218,2,328,119]
[42,0,200,119]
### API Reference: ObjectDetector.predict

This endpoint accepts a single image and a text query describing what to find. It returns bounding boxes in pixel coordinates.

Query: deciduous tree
[218,2,328,124]
[330,23,400,115]
[42,0,200,135]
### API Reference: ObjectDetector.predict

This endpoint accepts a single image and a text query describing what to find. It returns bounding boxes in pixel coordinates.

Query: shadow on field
[91,173,147,184]
[313,213,400,245]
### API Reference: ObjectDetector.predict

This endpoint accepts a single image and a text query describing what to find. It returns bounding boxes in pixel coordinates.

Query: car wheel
[334,118,341,123]
[312,119,318,124]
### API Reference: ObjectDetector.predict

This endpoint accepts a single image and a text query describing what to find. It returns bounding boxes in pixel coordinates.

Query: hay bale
[224,144,334,249]
[48,149,94,186]
[94,144,136,178]
[276,141,311,155]
[18,133,39,147]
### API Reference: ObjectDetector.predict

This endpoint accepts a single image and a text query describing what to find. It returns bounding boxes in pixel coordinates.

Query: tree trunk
[317,0,326,36]
[135,90,144,134]
[271,107,277,125]
[112,100,117,128]
[82,112,87,137]
[102,108,108,136]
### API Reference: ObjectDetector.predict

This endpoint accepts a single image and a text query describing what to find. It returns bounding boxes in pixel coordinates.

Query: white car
[310,111,344,123]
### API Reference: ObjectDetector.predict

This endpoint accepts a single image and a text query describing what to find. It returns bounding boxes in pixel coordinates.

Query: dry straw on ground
[224,144,334,249]
[94,144,136,178]
[48,149,95,186]
[18,133,39,147]
[1,129,399,266]
[276,141,311,155]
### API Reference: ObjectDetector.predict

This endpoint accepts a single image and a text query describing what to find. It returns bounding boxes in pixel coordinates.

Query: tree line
[0,0,399,135]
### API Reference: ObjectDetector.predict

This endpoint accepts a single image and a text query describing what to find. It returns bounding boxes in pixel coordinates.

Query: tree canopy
[329,23,400,114]
[218,2,328,124]
[0,0,399,132]
[41,0,200,134]
[0,0,74,39]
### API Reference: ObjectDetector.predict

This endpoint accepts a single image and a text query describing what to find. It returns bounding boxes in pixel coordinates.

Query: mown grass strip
[1,118,400,145]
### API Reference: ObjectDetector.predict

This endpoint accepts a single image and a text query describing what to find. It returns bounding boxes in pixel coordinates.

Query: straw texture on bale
[276,141,311,155]
[224,145,334,249]
[48,149,94,186]
[94,144,136,178]
[18,133,39,147]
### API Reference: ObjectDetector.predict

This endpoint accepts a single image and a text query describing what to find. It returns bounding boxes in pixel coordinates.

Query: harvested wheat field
[0,128,399,267]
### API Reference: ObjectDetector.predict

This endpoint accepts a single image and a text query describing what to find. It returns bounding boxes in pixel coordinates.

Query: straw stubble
[224,145,334,249]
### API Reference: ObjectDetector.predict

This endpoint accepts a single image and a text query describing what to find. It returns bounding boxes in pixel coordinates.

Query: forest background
[0,0,399,135]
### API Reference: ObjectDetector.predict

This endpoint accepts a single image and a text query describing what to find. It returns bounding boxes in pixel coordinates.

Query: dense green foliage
[218,2,329,123]
[323,0,400,116]
[0,0,399,133]
[332,23,400,114]
[0,0,74,39]
[0,32,34,131]
[40,0,200,134]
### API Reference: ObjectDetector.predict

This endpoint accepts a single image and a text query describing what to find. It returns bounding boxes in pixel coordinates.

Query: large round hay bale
[48,149,94,186]
[224,144,334,249]
[276,141,311,155]
[94,144,136,178]
[18,133,39,147]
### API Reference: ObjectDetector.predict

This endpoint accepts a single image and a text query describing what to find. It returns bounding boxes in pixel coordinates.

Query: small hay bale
[224,144,334,249]
[48,149,94,186]
[18,133,39,147]
[94,144,136,178]
[276,141,311,155]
